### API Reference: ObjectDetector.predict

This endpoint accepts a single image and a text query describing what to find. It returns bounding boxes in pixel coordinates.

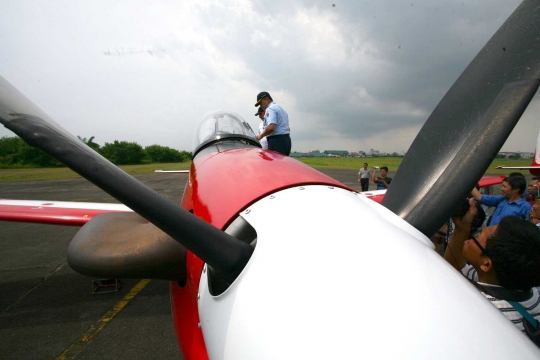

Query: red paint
[190,148,352,229]
[170,252,207,360]
[0,205,129,226]
[478,175,504,188]
[365,193,385,203]
[169,147,351,359]
[530,151,540,176]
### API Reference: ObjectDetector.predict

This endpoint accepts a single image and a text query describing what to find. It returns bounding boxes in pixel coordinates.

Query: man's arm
[444,198,476,271]
[371,168,377,183]
[471,187,482,201]
[256,123,276,140]
[380,178,390,189]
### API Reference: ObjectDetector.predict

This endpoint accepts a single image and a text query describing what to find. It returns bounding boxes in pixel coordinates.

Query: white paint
[154,170,189,173]
[199,185,539,359]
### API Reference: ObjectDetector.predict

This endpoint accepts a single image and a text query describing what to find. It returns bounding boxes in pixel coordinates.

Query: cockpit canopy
[192,111,259,156]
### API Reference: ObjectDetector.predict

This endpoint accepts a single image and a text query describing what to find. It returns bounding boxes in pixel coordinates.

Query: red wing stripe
[0,200,132,226]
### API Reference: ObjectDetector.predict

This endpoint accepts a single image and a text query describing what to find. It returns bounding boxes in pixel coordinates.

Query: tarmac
[0,169,371,360]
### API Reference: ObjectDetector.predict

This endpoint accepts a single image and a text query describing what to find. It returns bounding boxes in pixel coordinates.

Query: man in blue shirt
[471,174,531,226]
[254,91,291,156]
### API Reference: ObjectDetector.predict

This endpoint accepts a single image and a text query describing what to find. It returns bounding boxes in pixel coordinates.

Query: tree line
[0,136,192,168]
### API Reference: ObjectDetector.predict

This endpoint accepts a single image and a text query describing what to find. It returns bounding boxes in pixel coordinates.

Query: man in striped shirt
[444,200,540,333]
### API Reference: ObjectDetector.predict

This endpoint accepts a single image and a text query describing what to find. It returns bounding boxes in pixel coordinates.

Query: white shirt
[462,264,540,332]
[258,121,268,149]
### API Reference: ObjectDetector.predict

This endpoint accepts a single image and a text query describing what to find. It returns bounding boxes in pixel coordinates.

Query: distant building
[290,151,328,158]
[324,150,349,157]
[496,151,535,159]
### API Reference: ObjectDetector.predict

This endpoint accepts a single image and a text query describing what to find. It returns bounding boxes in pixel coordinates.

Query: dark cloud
[0,0,536,153]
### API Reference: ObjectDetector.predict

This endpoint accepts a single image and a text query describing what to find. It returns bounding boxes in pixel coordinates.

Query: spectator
[531,198,540,227]
[371,166,391,190]
[526,176,540,205]
[254,107,268,150]
[471,174,531,226]
[357,163,371,191]
[509,172,528,198]
[444,199,540,336]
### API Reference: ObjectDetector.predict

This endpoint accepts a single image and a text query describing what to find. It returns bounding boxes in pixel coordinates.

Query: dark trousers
[360,178,369,191]
[267,134,291,156]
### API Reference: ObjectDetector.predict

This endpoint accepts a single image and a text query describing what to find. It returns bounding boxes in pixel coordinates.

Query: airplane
[0,1,539,359]
[495,130,540,176]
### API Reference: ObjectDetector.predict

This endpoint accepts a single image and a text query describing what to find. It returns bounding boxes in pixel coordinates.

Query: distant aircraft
[496,131,540,176]
[0,1,539,358]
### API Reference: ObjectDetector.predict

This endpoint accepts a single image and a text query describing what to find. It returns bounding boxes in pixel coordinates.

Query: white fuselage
[198,185,539,359]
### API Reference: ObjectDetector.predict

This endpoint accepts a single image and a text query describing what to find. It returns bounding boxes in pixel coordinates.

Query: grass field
[0,157,532,182]
[297,157,532,175]
[0,162,191,182]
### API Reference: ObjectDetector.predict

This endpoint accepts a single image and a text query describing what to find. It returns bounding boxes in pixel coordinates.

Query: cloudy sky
[0,0,537,154]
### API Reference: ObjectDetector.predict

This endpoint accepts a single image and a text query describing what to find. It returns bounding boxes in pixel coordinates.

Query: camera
[452,199,470,218]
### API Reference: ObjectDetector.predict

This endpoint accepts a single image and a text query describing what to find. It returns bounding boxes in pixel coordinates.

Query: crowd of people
[355,162,540,343]
[435,173,540,345]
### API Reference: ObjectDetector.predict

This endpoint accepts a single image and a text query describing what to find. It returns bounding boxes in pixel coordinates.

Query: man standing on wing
[357,163,371,192]
[254,91,291,156]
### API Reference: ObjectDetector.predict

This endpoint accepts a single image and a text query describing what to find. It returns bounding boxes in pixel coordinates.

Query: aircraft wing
[0,174,501,227]
[495,165,540,169]
[478,175,504,187]
[358,175,502,204]
[154,170,189,173]
[0,199,132,226]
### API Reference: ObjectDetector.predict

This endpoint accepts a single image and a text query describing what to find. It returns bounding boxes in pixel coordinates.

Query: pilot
[255,107,268,150]
[254,91,291,156]
[444,199,540,338]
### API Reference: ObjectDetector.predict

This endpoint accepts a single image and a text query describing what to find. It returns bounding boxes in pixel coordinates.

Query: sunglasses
[471,232,487,253]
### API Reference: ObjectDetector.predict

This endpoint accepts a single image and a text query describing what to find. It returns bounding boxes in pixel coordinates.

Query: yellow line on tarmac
[56,279,151,360]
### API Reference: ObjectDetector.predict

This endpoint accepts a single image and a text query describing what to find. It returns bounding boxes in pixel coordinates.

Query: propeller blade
[382,1,540,237]
[0,77,253,284]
